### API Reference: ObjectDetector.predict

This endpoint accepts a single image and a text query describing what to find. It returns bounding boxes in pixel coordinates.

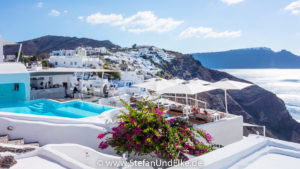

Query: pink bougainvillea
[98,99,215,161]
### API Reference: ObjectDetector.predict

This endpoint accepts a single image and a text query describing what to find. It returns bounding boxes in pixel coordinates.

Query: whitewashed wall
[194,115,243,146]
[0,36,3,62]
[0,117,113,154]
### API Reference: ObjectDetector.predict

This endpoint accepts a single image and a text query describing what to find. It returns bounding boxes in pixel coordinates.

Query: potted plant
[87,87,91,95]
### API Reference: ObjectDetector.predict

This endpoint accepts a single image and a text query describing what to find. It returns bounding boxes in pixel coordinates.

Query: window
[75,62,77,65]
[70,62,73,65]
[55,62,58,65]
[64,62,66,64]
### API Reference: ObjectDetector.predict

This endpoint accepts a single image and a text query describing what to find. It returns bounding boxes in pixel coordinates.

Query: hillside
[158,52,300,143]
[3,35,299,143]
[3,35,120,55]
[192,47,300,68]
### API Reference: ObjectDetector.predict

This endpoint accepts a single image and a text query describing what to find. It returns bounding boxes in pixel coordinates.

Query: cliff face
[160,53,300,143]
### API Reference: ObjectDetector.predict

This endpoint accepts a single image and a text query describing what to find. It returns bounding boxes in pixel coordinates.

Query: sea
[221,69,300,123]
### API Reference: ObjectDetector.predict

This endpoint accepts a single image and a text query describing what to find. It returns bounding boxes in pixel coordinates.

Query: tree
[42,60,50,67]
[31,55,41,62]
[103,62,110,70]
[14,51,23,61]
[15,51,31,64]
[109,72,121,80]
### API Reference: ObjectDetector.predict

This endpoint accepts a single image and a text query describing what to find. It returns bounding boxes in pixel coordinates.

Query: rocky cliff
[159,52,300,143]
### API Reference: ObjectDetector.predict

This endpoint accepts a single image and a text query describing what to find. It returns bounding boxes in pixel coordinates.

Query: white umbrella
[166,78,185,101]
[209,78,253,113]
[188,78,211,85]
[158,82,217,108]
[133,78,176,92]
[159,82,215,95]
[168,78,186,84]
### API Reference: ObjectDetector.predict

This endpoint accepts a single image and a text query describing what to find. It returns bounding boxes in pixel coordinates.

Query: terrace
[0,63,261,168]
[170,135,300,169]
[128,94,243,146]
[28,68,119,100]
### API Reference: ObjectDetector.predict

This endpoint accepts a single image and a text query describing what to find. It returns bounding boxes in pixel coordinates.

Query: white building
[120,71,144,86]
[0,36,4,62]
[85,47,107,55]
[0,63,30,101]
[138,47,149,56]
[75,47,87,56]
[5,55,16,61]
[94,47,107,54]
[49,48,103,68]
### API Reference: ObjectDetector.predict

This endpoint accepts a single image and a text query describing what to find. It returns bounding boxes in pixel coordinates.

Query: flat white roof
[12,156,67,169]
[244,153,299,169]
[29,67,119,74]
[0,63,28,74]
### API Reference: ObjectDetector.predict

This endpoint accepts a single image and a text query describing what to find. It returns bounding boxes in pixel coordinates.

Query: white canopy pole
[157,94,159,108]
[210,79,253,113]
[68,76,72,89]
[224,89,228,113]
[16,43,22,62]
[186,94,188,105]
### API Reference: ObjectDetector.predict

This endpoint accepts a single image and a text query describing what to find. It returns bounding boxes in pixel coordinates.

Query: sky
[0,0,300,54]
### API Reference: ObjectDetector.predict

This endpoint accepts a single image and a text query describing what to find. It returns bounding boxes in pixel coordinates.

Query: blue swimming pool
[0,99,115,118]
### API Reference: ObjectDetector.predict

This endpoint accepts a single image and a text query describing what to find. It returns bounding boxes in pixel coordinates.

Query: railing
[160,94,207,109]
[243,123,266,137]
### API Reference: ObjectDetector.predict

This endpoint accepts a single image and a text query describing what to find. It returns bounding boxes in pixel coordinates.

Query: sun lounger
[169,104,184,112]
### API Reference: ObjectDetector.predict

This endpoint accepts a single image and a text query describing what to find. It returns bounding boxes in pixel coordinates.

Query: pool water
[0,99,114,118]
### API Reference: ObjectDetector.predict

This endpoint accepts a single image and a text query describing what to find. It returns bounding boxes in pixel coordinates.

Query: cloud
[284,0,300,15]
[78,16,84,21]
[221,0,244,5]
[86,11,183,33]
[179,27,242,39]
[48,10,60,16]
[86,12,123,24]
[37,2,43,8]
[64,10,68,14]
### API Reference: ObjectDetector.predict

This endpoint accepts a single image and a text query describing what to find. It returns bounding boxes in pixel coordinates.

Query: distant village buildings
[49,47,103,68]
[48,45,174,80]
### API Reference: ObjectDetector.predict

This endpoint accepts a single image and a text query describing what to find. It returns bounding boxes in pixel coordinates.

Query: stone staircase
[0,135,39,147]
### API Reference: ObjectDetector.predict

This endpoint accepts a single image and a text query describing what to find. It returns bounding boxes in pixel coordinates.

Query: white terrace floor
[12,156,67,169]
[170,134,300,169]
[9,135,300,169]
